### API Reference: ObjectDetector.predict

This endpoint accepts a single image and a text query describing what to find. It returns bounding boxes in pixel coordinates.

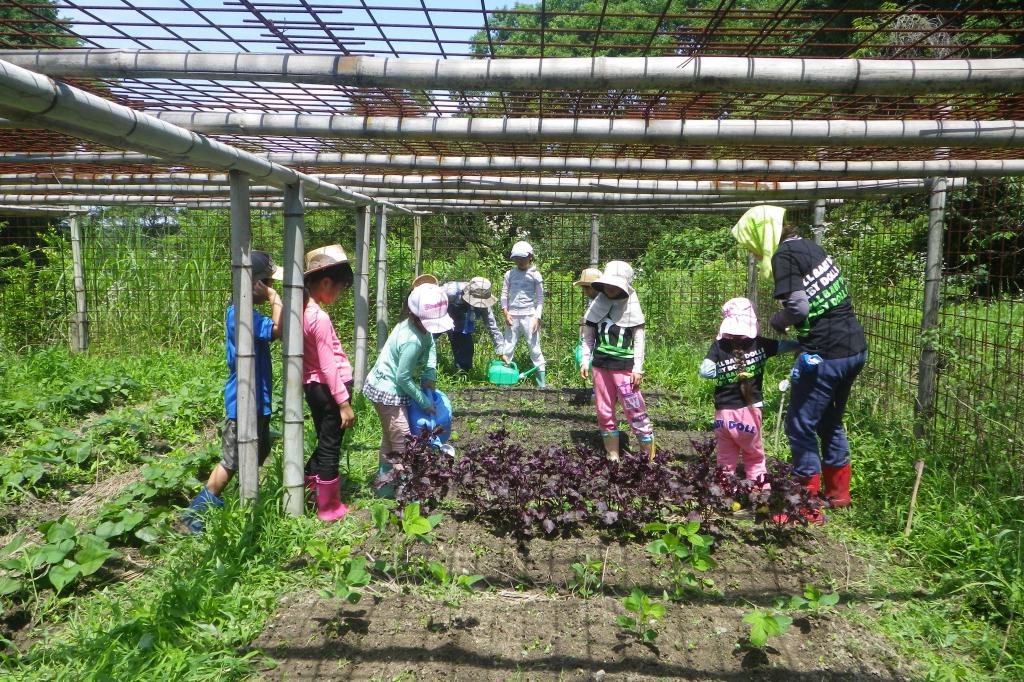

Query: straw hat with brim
[304,245,350,277]
[592,260,635,296]
[462,276,497,308]
[411,273,439,289]
[573,267,601,287]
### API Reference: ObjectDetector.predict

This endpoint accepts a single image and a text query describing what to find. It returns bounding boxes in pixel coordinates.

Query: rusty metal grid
[0,1,1022,179]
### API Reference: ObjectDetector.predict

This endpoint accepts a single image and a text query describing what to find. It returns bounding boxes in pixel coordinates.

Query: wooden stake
[904,459,926,537]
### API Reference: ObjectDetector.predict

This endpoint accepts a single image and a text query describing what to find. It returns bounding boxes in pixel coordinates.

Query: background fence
[1,183,1021,471]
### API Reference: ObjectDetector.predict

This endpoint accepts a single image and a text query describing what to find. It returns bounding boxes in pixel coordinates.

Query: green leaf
[134,526,160,544]
[30,539,75,569]
[642,628,659,642]
[788,595,809,610]
[817,592,840,608]
[403,516,432,537]
[0,576,22,596]
[346,557,370,587]
[370,504,390,532]
[48,562,82,592]
[73,538,118,576]
[426,513,443,529]
[42,520,77,544]
[645,539,667,555]
[616,615,636,629]
[748,622,768,647]
[647,602,666,621]
[427,561,449,585]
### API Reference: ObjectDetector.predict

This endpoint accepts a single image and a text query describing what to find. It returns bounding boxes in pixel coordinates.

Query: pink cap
[717,297,758,340]
[408,283,454,334]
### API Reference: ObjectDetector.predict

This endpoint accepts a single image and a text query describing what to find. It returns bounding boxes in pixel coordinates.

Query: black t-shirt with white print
[772,238,867,359]
[705,336,781,410]
[585,318,636,371]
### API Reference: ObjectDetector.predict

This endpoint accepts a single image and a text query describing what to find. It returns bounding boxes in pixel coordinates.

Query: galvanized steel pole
[374,205,389,352]
[230,171,259,504]
[281,183,306,517]
[352,206,372,390]
[68,215,88,353]
[589,215,600,268]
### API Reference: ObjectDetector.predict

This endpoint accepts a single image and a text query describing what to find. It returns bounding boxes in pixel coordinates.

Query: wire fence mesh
[1,183,1021,467]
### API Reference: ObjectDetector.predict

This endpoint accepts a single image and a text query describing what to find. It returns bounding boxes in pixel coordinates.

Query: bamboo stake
[904,459,926,537]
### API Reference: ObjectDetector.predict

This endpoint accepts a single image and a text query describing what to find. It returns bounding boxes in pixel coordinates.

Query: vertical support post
[69,215,88,353]
[413,214,423,277]
[915,176,947,438]
[374,205,389,352]
[746,254,759,308]
[281,183,305,516]
[353,206,372,390]
[589,214,600,267]
[812,199,827,245]
[230,170,258,503]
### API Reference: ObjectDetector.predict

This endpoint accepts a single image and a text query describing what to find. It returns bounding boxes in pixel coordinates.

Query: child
[441,276,508,370]
[302,245,356,522]
[501,240,546,387]
[573,267,601,384]
[183,251,282,532]
[579,261,653,461]
[699,297,798,485]
[364,283,453,496]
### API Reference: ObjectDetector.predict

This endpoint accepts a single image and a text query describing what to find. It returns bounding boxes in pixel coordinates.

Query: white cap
[407,284,454,334]
[509,240,534,259]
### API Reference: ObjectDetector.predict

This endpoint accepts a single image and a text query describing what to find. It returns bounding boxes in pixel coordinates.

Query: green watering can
[487,360,539,385]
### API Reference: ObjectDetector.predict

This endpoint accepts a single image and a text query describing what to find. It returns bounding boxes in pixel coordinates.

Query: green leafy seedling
[617,588,666,643]
[400,502,443,544]
[787,583,840,614]
[743,608,793,648]
[321,556,371,604]
[370,503,391,533]
[568,556,603,598]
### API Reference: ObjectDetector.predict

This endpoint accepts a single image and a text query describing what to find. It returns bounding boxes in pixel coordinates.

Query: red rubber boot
[822,463,852,508]
[315,476,349,522]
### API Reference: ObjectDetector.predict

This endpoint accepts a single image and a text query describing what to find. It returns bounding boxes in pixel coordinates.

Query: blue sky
[59,0,519,58]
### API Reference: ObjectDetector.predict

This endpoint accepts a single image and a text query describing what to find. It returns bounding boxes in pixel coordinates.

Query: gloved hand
[769,311,790,335]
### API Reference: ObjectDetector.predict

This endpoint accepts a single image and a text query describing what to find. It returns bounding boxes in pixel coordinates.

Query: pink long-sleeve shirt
[302,298,353,405]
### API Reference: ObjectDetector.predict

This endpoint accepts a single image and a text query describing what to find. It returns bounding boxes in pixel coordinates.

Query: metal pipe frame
[69,216,88,353]
[0,58,411,213]
[0,175,945,196]
[281,183,306,517]
[352,206,372,390]
[3,50,1022,96]
[230,170,259,504]
[140,113,1024,149]
[373,205,388,353]
[3,152,1024,178]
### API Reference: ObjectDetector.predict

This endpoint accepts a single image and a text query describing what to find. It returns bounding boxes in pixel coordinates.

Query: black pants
[304,381,353,480]
[447,330,476,370]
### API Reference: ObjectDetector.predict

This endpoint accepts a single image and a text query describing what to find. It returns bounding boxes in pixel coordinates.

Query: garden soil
[253,387,910,680]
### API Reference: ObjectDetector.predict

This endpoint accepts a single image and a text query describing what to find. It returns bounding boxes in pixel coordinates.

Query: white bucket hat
[584,261,645,328]
[408,283,454,334]
[509,240,534,259]
[304,245,349,276]
[592,260,635,296]
[462,276,497,308]
[717,297,759,340]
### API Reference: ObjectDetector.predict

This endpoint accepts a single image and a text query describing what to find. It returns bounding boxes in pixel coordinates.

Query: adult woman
[733,205,867,522]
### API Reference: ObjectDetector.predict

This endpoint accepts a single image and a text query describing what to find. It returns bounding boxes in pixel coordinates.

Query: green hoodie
[364,319,438,408]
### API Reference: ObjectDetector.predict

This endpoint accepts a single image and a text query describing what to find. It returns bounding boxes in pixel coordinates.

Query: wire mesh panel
[0,212,73,351]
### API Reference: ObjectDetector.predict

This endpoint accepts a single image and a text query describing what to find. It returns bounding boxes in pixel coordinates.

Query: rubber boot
[602,430,620,462]
[822,463,852,508]
[535,369,546,389]
[375,461,396,499]
[181,486,224,533]
[304,474,319,508]
[315,476,349,522]
[638,436,654,461]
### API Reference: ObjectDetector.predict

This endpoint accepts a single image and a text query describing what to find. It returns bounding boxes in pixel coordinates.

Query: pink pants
[592,367,654,442]
[374,403,411,462]
[713,406,767,483]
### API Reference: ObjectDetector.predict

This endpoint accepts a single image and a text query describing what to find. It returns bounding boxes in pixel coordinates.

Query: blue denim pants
[785,350,867,477]
[447,330,476,370]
